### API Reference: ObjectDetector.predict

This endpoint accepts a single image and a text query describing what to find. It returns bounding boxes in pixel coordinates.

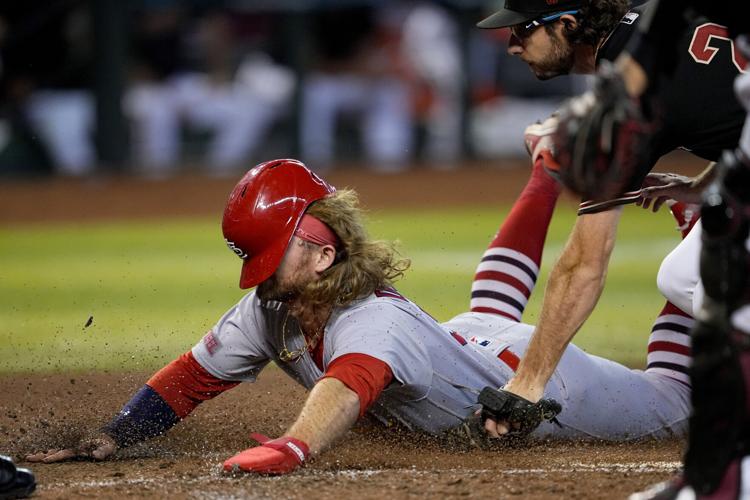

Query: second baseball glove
[552,61,656,201]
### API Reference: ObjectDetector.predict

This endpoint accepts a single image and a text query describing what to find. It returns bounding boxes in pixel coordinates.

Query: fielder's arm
[504,208,622,403]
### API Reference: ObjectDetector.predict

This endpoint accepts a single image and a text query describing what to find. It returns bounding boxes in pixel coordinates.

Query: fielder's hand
[479,386,561,437]
[637,171,711,212]
[25,433,117,462]
[223,433,309,475]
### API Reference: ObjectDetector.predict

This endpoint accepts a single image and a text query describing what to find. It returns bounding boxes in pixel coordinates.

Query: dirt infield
[0,155,705,224]
[1,369,683,499]
[0,157,705,498]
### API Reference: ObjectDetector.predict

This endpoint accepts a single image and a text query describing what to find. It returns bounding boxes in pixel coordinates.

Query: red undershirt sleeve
[147,351,239,418]
[321,353,394,417]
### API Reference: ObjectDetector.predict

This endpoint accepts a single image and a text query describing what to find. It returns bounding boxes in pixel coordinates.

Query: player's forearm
[514,250,609,387]
[104,352,239,448]
[286,377,360,456]
[512,209,621,395]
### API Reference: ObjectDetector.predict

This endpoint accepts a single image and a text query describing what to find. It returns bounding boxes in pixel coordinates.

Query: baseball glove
[551,61,656,201]
[478,386,562,436]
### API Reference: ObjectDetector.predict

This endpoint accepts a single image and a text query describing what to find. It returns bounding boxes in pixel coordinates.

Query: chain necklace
[278,310,323,363]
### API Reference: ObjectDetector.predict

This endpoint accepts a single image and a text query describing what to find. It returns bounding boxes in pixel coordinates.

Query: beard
[256,250,315,303]
[256,273,303,302]
[256,266,329,331]
[529,31,575,80]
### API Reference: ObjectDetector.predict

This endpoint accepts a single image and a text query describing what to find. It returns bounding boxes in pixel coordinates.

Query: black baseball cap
[477,0,584,29]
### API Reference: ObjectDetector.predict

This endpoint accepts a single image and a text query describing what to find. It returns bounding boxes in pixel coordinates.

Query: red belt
[498,348,520,372]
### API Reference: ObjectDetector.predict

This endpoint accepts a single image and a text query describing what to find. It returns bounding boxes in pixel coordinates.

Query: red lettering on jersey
[546,0,558,5]
[689,23,748,73]
[203,330,219,355]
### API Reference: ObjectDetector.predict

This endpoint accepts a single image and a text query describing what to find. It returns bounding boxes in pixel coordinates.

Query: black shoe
[0,456,15,487]
[0,456,35,500]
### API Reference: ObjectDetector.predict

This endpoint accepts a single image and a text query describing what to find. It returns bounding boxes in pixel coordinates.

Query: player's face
[507,22,575,80]
[256,238,318,302]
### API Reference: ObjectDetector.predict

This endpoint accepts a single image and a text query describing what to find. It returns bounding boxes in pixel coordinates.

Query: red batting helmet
[222,159,336,289]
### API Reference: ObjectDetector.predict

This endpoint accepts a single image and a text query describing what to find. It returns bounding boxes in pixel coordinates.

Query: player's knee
[657,256,692,315]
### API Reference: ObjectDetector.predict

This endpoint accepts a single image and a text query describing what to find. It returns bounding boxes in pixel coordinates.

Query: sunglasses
[510,10,579,39]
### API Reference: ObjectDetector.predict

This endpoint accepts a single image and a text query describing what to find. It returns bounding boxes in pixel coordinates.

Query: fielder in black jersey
[599,10,744,179]
[480,1,750,498]
[476,4,750,498]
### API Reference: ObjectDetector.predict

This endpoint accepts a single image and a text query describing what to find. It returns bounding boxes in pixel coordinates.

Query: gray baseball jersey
[192,290,690,441]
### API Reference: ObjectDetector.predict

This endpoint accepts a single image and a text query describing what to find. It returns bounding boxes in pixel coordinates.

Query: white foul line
[41,462,682,491]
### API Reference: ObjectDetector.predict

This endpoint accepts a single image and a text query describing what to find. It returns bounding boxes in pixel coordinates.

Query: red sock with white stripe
[470,158,561,321]
[645,302,694,386]
[644,204,699,386]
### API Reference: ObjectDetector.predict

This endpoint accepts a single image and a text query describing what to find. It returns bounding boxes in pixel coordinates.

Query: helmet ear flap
[222,159,336,289]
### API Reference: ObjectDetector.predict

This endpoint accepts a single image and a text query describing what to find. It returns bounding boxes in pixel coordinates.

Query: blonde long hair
[301,189,410,308]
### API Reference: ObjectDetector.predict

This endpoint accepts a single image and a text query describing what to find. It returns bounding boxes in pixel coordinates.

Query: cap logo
[546,0,559,4]
[621,12,639,25]
[225,239,248,259]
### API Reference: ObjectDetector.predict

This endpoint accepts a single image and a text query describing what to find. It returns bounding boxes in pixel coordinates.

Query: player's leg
[533,337,691,440]
[470,157,561,321]
[657,220,703,317]
[644,301,694,387]
[645,202,700,388]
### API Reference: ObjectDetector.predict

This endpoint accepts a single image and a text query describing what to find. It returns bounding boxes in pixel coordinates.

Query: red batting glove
[223,433,309,475]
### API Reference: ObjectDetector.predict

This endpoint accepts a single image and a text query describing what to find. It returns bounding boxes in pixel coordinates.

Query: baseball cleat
[0,456,15,487]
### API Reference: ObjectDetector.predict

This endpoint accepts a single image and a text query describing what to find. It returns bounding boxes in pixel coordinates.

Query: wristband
[102,385,180,448]
[251,433,309,465]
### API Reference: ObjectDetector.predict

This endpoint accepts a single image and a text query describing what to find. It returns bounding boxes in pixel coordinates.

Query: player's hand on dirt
[637,172,702,211]
[223,433,309,475]
[25,433,117,463]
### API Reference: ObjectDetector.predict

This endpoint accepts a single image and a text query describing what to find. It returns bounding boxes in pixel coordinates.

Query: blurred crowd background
[0,0,589,179]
